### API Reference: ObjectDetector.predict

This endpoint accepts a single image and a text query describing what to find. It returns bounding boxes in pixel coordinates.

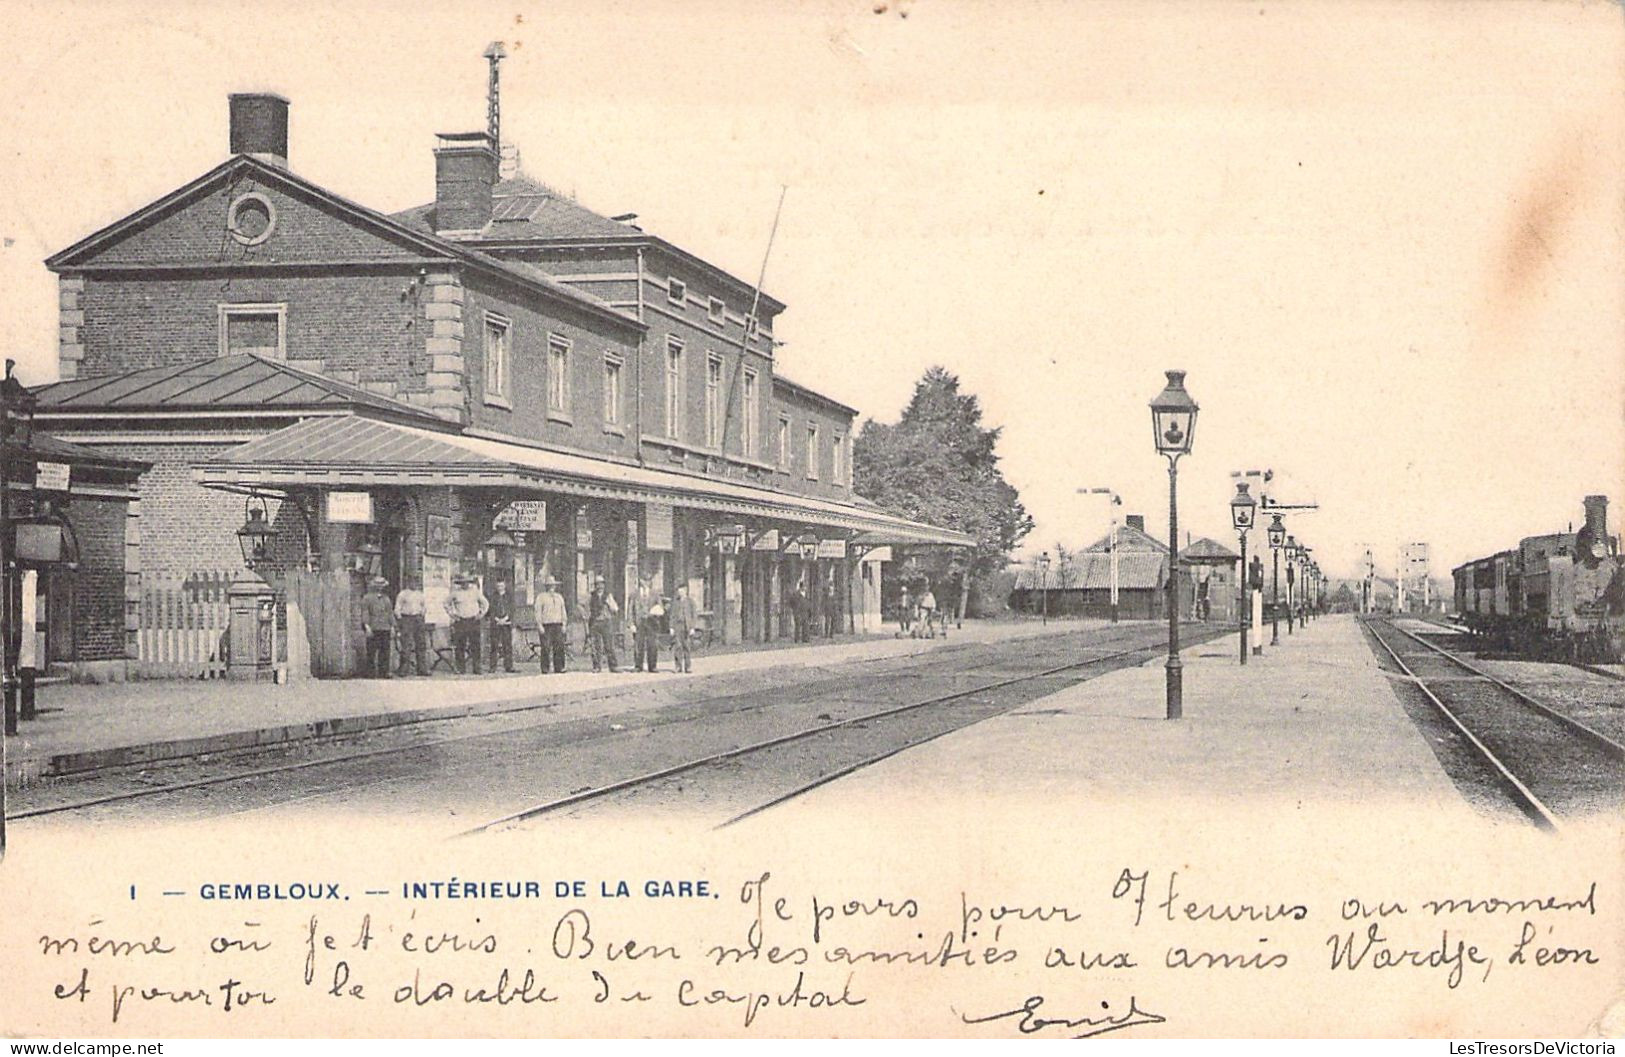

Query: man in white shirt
[535,576,568,673]
[444,575,490,675]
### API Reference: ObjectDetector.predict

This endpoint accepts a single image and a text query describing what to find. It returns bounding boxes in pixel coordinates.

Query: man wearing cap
[535,576,568,673]
[586,575,620,673]
[445,574,490,675]
[360,575,395,678]
[669,581,699,674]
[393,576,428,677]
[487,579,517,674]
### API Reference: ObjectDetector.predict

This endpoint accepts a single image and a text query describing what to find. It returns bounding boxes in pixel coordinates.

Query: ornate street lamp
[1300,547,1314,623]
[1230,482,1257,664]
[236,497,276,570]
[1150,370,1198,719]
[1284,535,1298,634]
[1267,513,1286,645]
[1038,551,1051,626]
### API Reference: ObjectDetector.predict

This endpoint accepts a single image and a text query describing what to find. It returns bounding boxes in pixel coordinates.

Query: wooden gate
[284,569,359,677]
[137,572,231,679]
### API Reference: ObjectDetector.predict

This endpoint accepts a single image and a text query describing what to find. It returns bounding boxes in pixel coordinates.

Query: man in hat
[669,581,699,674]
[586,575,620,673]
[444,574,489,675]
[393,575,428,676]
[487,579,516,674]
[360,575,394,678]
[535,575,568,673]
[629,575,660,673]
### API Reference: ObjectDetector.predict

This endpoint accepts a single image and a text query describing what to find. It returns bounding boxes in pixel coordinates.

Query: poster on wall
[425,513,453,557]
[494,501,546,531]
[575,522,593,550]
[646,502,674,551]
[422,554,452,624]
[817,538,848,559]
[752,528,780,551]
[326,490,374,524]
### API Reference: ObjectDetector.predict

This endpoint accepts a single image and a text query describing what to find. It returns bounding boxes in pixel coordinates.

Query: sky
[1,0,1620,580]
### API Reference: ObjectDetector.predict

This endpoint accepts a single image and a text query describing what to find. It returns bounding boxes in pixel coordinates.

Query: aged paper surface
[1,0,1622,1040]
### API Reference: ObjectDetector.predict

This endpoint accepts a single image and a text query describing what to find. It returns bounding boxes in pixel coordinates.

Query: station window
[668,277,686,305]
[484,314,511,405]
[806,422,819,480]
[603,356,623,429]
[665,337,685,440]
[218,303,286,360]
[708,296,726,325]
[705,354,724,449]
[776,414,791,470]
[742,369,759,459]
[833,432,846,486]
[547,335,571,418]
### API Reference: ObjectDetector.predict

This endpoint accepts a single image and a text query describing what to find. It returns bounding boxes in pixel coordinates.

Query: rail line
[1363,617,1624,831]
[464,628,1217,836]
[12,625,1163,823]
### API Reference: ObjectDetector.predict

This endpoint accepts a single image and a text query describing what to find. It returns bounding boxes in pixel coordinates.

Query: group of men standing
[357,573,698,679]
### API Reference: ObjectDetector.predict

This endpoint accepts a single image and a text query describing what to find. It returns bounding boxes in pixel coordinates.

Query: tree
[854,367,1034,609]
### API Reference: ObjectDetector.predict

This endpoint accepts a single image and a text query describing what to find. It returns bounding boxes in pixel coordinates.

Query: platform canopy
[193,415,974,547]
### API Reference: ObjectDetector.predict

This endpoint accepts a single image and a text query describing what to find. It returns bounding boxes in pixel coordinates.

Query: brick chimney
[1125,514,1146,533]
[229,93,290,167]
[1583,495,1608,540]
[434,132,498,233]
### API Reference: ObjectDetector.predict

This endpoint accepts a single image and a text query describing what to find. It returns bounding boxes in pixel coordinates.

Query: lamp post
[1080,488,1123,623]
[1267,514,1285,646]
[0,359,35,859]
[1150,370,1198,720]
[1284,535,1297,634]
[1302,550,1314,623]
[1038,551,1051,626]
[1230,482,1257,665]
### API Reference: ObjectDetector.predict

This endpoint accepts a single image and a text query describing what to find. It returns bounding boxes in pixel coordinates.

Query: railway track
[13,624,1195,827]
[465,627,1221,836]
[1363,617,1624,830]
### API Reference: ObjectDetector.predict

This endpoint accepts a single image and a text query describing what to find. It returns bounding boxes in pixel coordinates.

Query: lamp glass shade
[1267,514,1286,548]
[1230,482,1257,530]
[237,507,275,565]
[1148,370,1198,455]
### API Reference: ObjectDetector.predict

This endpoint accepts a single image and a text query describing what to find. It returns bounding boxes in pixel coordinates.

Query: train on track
[1452,495,1625,662]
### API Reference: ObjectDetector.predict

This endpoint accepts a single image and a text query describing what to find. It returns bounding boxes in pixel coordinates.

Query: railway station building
[35,92,968,676]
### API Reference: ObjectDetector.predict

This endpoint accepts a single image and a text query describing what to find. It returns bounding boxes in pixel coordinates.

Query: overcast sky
[1,0,1619,579]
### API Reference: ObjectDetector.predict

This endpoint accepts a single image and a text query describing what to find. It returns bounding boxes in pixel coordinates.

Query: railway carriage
[1451,497,1625,662]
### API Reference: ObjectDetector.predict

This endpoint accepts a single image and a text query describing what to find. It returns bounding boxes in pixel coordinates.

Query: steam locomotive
[1452,495,1625,663]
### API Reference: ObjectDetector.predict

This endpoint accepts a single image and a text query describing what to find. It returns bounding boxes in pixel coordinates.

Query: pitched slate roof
[391,172,787,314]
[31,354,440,422]
[45,155,641,334]
[1083,522,1169,554]
[1012,552,1167,591]
[394,174,636,241]
[1181,536,1240,562]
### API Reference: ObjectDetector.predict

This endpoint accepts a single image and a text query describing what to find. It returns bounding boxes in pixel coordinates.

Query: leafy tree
[854,366,1034,610]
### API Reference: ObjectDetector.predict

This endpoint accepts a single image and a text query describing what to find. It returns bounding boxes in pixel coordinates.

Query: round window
[227,192,276,246]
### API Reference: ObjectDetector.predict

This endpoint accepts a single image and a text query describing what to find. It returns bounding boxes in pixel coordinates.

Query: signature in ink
[957,993,1168,1039]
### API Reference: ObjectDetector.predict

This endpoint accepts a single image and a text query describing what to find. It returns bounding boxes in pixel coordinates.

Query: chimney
[1125,514,1146,534]
[1583,495,1608,540]
[229,93,290,167]
[434,132,498,233]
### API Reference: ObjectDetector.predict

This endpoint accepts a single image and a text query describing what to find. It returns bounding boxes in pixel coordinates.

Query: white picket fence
[136,571,232,679]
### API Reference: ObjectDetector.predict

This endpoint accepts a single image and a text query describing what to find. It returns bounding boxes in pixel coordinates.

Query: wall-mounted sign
[816,539,848,559]
[14,522,64,563]
[576,523,594,550]
[752,528,781,552]
[34,462,70,492]
[326,491,374,524]
[494,500,546,531]
[424,513,453,557]
[646,503,674,552]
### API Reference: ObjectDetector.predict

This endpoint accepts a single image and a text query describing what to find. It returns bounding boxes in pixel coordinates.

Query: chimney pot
[229,93,290,167]
[1125,514,1146,533]
[1583,495,1608,539]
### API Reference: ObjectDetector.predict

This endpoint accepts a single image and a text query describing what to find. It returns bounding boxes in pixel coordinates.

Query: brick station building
[36,93,967,674]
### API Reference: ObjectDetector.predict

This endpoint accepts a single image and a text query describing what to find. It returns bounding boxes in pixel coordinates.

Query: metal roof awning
[193,416,974,546]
